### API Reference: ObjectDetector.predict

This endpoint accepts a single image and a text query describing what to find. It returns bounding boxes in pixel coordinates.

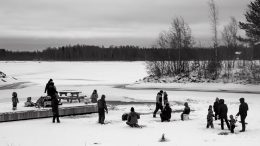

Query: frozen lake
[1,61,260,146]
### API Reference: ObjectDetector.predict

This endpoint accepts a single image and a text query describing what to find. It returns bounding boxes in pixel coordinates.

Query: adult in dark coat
[160,103,172,122]
[97,95,108,124]
[213,97,220,120]
[153,90,163,118]
[126,107,140,127]
[48,82,60,123]
[163,92,169,106]
[181,102,190,121]
[218,99,230,130]
[236,98,249,132]
[44,79,53,96]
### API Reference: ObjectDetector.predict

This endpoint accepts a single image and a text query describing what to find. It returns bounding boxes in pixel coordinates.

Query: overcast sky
[0,0,249,51]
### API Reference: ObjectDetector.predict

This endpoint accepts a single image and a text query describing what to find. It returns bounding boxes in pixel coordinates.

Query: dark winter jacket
[161,105,172,120]
[127,111,140,125]
[163,94,168,104]
[218,101,228,118]
[229,118,236,126]
[51,97,59,113]
[45,81,52,95]
[48,85,58,98]
[12,96,19,104]
[237,102,248,118]
[98,98,108,111]
[213,101,219,113]
[183,106,190,115]
[156,93,163,103]
[207,109,214,123]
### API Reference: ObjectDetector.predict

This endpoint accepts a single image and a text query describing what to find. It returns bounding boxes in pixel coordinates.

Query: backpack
[122,113,128,121]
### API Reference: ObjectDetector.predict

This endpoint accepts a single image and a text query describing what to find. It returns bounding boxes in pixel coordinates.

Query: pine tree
[239,0,260,45]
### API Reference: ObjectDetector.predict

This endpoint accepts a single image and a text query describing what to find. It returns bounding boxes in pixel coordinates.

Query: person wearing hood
[48,81,60,123]
[181,102,190,121]
[218,99,230,130]
[90,89,98,103]
[160,103,172,122]
[236,98,248,132]
[44,79,53,96]
[153,90,163,118]
[213,97,220,120]
[126,107,140,127]
[97,95,108,124]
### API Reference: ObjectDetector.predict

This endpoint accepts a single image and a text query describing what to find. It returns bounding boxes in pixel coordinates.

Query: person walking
[236,98,248,132]
[213,97,220,120]
[90,89,98,103]
[160,103,172,122]
[48,81,60,123]
[97,95,108,124]
[126,107,140,127]
[218,99,230,130]
[12,92,19,110]
[153,90,163,118]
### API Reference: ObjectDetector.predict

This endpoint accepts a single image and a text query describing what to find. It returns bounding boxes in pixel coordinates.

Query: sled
[238,121,248,124]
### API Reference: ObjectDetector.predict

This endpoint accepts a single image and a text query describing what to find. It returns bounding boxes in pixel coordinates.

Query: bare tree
[146,17,194,77]
[222,17,238,48]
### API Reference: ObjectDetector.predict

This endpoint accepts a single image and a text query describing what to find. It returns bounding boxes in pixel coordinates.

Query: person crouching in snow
[181,102,190,121]
[12,92,19,110]
[207,105,214,128]
[229,115,237,133]
[90,89,98,103]
[160,103,172,122]
[126,107,140,127]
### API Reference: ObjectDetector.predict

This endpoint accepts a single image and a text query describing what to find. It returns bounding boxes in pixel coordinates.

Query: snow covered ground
[0,61,260,146]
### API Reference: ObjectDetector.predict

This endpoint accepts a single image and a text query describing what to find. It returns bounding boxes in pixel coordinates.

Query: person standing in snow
[218,99,230,130]
[236,98,248,132]
[160,103,172,122]
[163,91,169,106]
[206,105,214,128]
[126,107,140,127]
[48,81,60,123]
[181,102,190,120]
[12,92,19,110]
[90,89,98,103]
[213,97,220,120]
[229,115,237,133]
[153,90,163,118]
[44,79,53,96]
[97,95,108,124]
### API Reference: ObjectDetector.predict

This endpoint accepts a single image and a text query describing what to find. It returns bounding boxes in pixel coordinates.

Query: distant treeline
[0,45,259,61]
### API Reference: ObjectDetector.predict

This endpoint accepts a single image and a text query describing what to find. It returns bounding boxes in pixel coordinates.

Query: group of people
[10,79,249,133]
[207,97,249,133]
[152,90,190,122]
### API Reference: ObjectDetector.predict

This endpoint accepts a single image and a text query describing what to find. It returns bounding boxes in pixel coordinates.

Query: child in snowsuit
[181,102,190,121]
[229,115,237,133]
[207,105,214,128]
[12,92,19,110]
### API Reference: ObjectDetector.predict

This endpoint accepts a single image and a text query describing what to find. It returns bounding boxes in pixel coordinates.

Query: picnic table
[58,90,86,103]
